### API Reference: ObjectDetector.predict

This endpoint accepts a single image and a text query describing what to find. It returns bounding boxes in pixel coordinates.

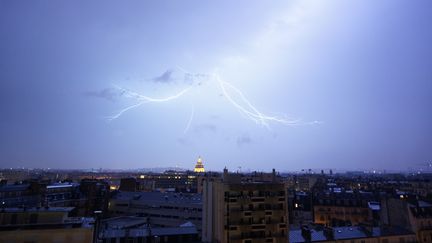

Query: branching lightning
[107,85,191,122]
[215,75,300,127]
[183,104,195,134]
[107,67,317,130]
[107,101,145,122]
[113,85,191,103]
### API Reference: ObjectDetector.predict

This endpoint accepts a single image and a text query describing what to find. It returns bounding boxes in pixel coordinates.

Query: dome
[194,156,205,173]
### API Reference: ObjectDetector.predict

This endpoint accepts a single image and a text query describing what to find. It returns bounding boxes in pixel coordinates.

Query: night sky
[1,1,431,171]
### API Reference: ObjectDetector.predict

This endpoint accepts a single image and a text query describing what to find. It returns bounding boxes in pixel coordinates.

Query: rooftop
[289,226,414,243]
[100,216,197,238]
[113,191,202,207]
[1,207,75,213]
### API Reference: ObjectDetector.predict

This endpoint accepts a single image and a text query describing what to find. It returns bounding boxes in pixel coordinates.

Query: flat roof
[113,191,202,207]
[102,226,198,238]
[46,183,79,189]
[1,207,74,213]
[289,226,414,243]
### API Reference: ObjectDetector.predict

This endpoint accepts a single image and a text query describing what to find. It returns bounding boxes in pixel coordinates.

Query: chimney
[222,167,228,181]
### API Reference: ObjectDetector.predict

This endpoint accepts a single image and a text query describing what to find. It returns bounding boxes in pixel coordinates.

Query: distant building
[408,200,432,243]
[79,179,110,217]
[381,197,432,243]
[287,190,313,227]
[289,225,416,243]
[194,156,205,173]
[0,179,109,217]
[123,171,200,193]
[44,182,82,209]
[119,177,155,192]
[0,207,93,243]
[202,168,288,243]
[99,216,200,243]
[313,191,377,226]
[109,191,202,233]
[0,183,40,207]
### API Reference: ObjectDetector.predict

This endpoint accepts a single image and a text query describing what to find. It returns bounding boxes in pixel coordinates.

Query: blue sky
[1,0,431,171]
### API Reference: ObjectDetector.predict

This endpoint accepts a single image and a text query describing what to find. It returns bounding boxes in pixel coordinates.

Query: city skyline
[1,0,431,171]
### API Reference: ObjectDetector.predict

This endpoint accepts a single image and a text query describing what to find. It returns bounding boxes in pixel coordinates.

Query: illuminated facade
[194,156,205,173]
[202,168,288,243]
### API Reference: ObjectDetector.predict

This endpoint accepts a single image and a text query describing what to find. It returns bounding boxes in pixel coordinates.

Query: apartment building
[202,168,288,243]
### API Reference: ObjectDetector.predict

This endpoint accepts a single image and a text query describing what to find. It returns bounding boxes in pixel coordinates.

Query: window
[230,226,238,230]
[29,214,38,224]
[11,214,17,225]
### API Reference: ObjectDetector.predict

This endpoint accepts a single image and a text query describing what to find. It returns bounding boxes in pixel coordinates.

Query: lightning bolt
[183,104,195,134]
[107,101,145,122]
[178,66,302,127]
[215,74,300,127]
[107,67,318,129]
[107,85,191,122]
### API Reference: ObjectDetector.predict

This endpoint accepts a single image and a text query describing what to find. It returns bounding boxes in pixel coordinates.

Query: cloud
[237,134,253,147]
[84,88,122,102]
[152,69,175,83]
[150,67,211,86]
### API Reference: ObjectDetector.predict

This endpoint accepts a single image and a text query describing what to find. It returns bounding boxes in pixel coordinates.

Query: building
[194,156,205,173]
[313,191,377,226]
[202,168,288,243]
[109,191,202,233]
[44,182,83,210]
[0,179,110,217]
[287,190,313,227]
[289,225,416,243]
[0,183,40,207]
[124,171,199,193]
[79,178,110,217]
[408,200,432,242]
[0,207,93,243]
[99,216,200,243]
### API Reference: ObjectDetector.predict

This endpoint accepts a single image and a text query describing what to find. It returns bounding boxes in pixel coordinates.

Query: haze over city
[1,0,431,171]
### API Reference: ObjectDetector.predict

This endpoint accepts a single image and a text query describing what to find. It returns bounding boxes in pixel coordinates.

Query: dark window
[29,214,38,224]
[251,225,266,230]
[11,214,17,224]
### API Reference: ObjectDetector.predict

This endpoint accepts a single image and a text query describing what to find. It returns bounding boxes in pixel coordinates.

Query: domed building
[193,156,205,173]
